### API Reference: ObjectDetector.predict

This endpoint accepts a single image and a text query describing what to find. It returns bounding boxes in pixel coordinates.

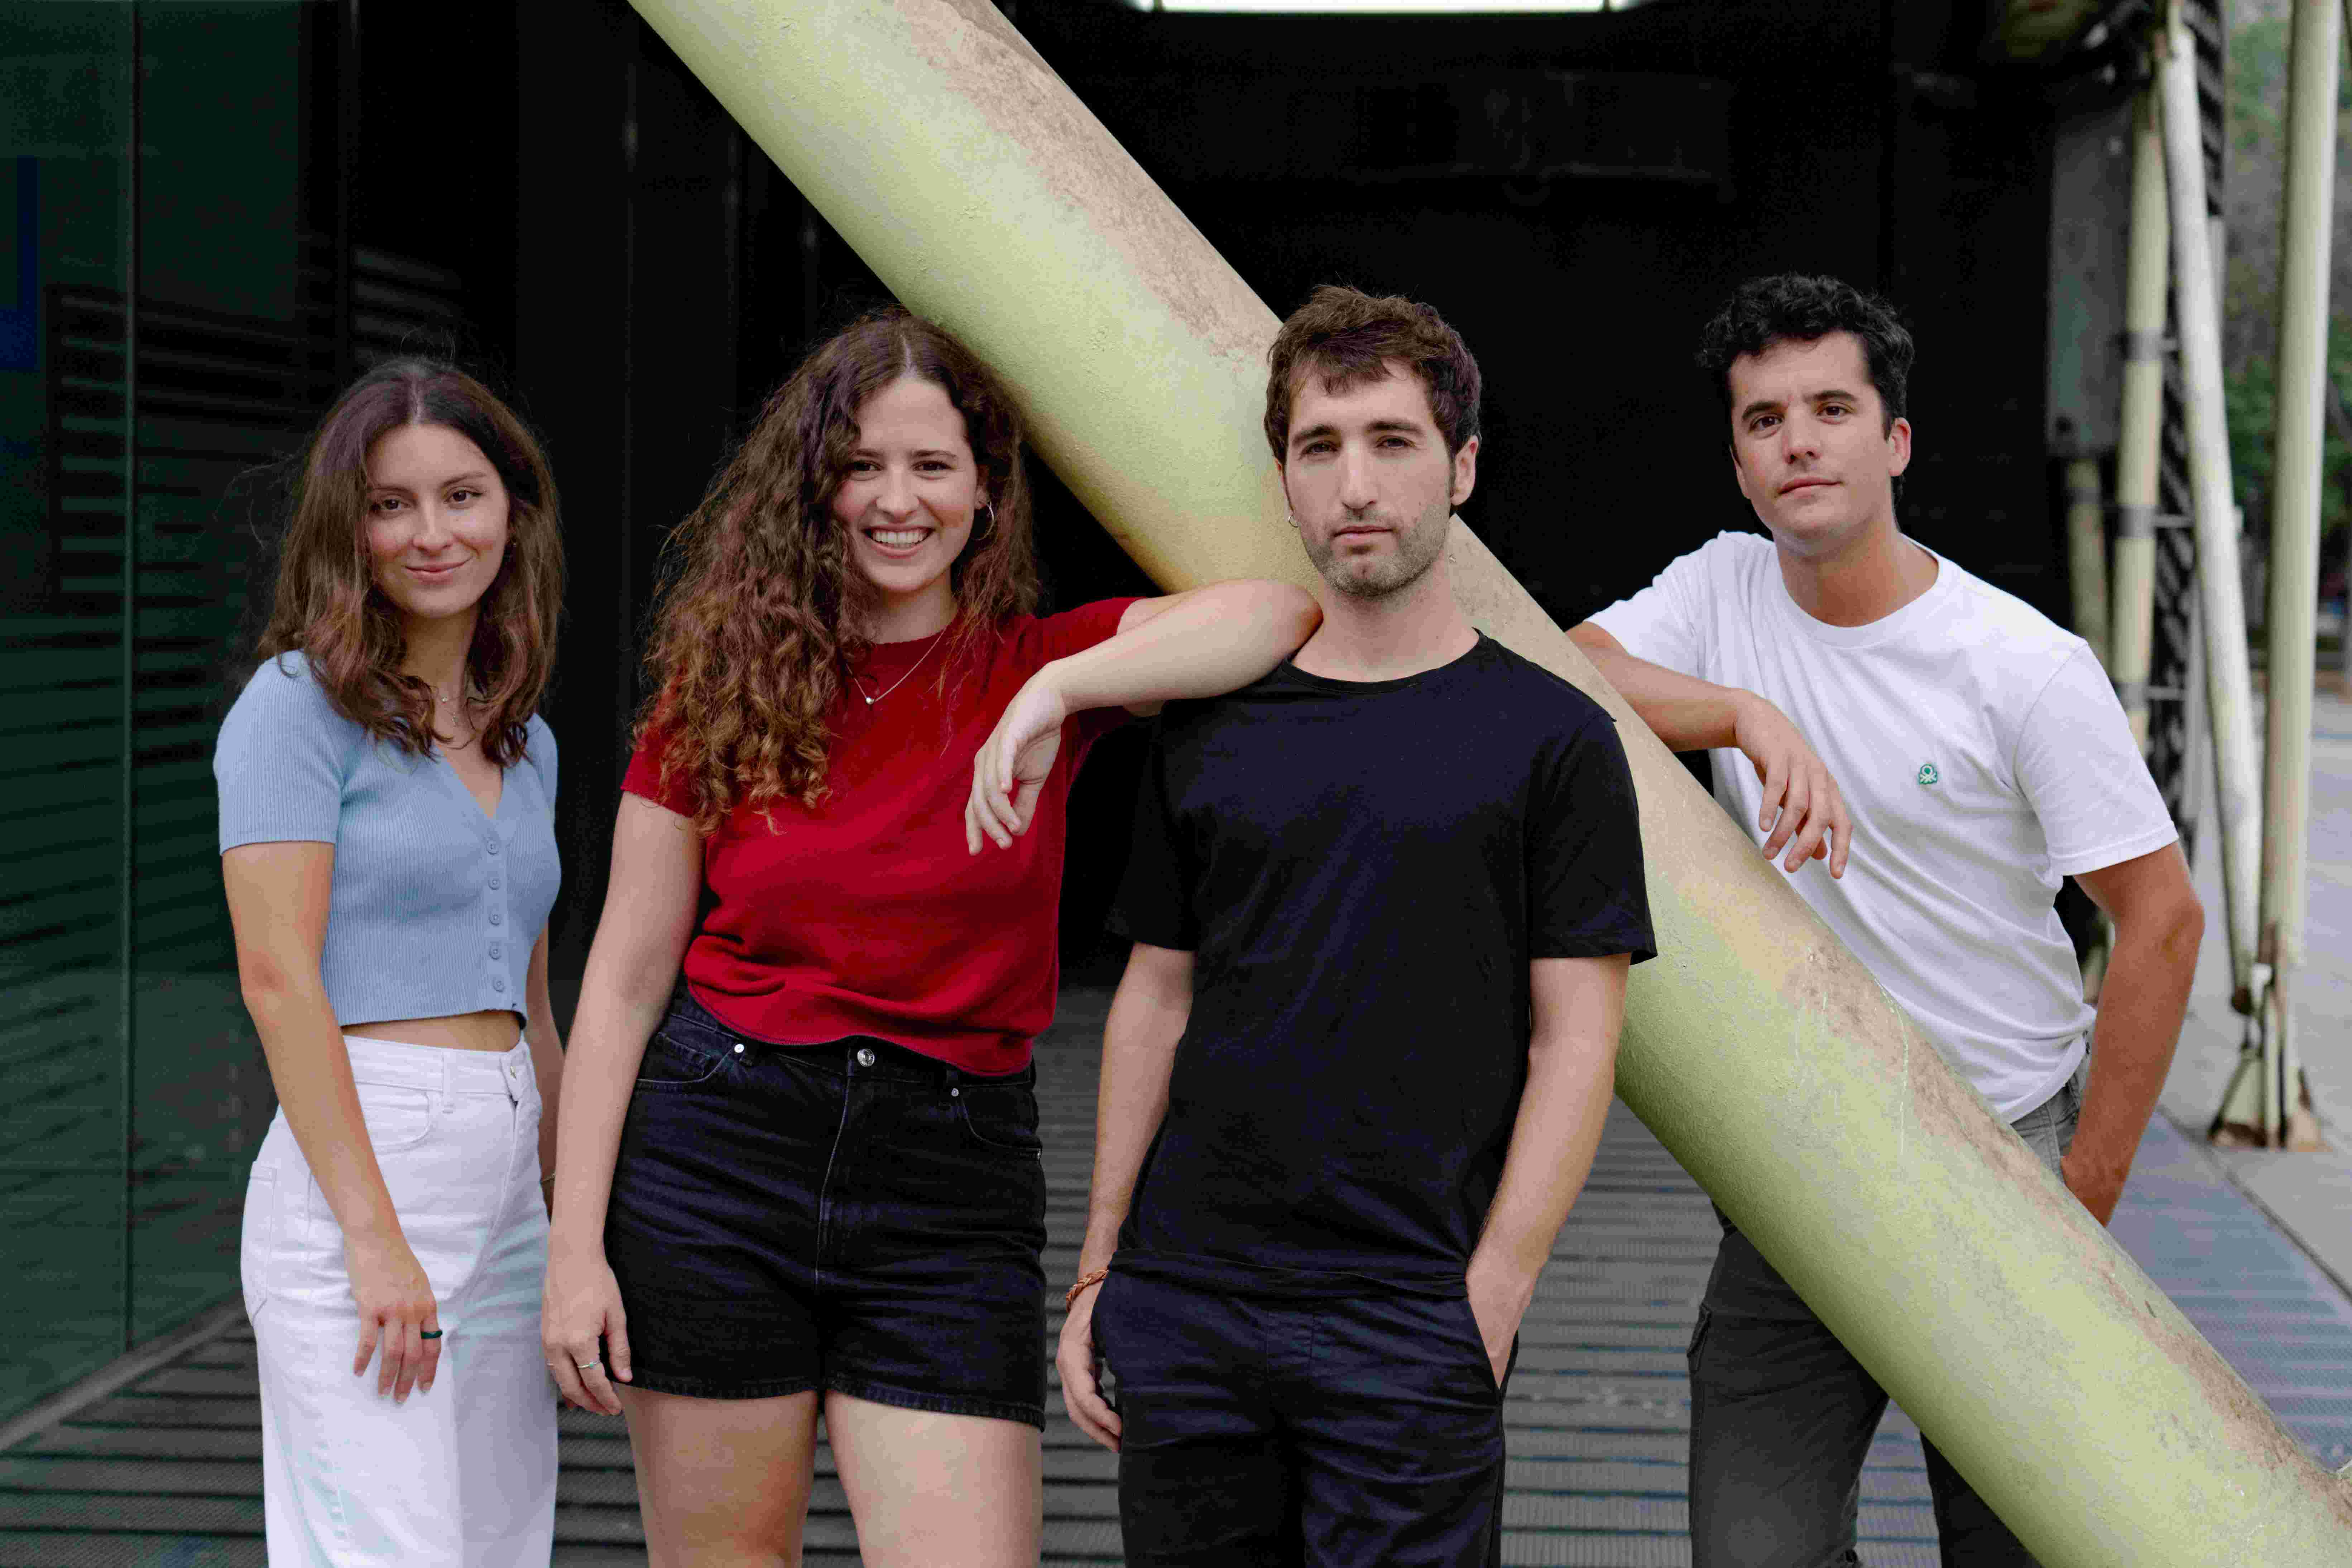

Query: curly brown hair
[1264,283,1482,463]
[639,308,1040,830]
[255,359,563,769]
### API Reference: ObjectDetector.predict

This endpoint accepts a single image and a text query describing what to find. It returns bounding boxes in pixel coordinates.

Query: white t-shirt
[1590,531,2177,1118]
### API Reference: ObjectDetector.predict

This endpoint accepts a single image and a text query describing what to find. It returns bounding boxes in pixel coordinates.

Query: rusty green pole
[625,1,2352,1559]
[2252,0,2341,1152]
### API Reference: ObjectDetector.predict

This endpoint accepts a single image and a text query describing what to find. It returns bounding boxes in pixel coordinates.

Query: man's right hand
[1732,693,1851,878]
[1057,1281,1122,1452]
[543,1246,632,1416]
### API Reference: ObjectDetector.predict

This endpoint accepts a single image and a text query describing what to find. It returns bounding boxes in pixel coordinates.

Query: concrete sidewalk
[5,978,2350,1564]
[2157,681,2352,1294]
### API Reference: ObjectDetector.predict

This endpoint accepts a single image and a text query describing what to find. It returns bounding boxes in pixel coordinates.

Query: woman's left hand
[966,671,1069,853]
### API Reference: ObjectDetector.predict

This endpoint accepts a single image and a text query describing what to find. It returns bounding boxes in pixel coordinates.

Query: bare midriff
[344,1009,524,1053]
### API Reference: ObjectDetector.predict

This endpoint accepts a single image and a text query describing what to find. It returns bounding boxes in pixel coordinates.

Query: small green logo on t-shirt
[1917,762,1940,786]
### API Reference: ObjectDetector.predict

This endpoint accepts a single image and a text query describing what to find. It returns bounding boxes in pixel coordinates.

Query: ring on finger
[576,1358,602,1371]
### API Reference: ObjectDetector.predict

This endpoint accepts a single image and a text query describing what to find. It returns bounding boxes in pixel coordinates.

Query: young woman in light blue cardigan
[215,359,566,1567]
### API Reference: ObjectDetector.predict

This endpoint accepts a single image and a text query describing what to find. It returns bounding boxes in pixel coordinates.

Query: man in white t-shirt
[1570,274,2204,1568]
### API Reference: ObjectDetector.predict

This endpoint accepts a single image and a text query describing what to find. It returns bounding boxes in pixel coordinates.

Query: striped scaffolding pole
[2155,0,2271,1144]
[2110,84,2167,753]
[627,0,2352,1557]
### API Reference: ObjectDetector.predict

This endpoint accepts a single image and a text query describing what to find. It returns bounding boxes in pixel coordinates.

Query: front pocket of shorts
[356,1083,436,1152]
[956,1082,1042,1154]
[635,1033,729,1090]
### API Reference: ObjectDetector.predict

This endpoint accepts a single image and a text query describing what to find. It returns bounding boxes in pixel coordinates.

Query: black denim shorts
[604,988,1049,1425]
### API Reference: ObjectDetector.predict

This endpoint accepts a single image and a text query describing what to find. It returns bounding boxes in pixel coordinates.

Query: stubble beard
[1306,503,1450,600]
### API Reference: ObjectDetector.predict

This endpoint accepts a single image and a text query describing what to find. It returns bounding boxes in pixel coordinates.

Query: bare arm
[223,841,442,1401]
[1057,941,1194,1451]
[1568,620,1851,877]
[523,932,563,1212]
[1069,581,1319,715]
[541,793,704,1414]
[967,582,1319,850]
[2063,843,2203,1224]
[1463,953,1630,1385]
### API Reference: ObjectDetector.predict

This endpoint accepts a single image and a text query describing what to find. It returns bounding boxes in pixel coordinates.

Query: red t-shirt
[623,599,1140,1075]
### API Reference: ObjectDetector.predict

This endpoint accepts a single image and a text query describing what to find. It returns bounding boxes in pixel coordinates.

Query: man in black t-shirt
[1056,286,1655,1567]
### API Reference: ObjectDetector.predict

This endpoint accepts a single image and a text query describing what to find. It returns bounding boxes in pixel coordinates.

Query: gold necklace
[852,628,946,706]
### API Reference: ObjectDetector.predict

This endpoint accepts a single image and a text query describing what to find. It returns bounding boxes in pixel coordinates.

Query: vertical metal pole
[2066,457,2111,666]
[2112,87,2168,748]
[2159,2,2264,1022]
[2257,0,2339,1152]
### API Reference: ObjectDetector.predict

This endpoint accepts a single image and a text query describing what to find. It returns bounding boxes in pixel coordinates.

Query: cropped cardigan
[213,652,560,1025]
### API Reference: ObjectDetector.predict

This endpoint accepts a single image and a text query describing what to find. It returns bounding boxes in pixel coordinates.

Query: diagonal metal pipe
[626,0,2352,1558]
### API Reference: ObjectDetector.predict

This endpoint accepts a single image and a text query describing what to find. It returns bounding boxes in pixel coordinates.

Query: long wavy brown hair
[639,308,1040,830]
[255,359,563,769]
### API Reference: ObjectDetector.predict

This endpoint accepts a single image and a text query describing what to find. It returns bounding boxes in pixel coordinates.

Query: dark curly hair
[1695,274,1915,432]
[636,307,1039,830]
[1264,284,1482,462]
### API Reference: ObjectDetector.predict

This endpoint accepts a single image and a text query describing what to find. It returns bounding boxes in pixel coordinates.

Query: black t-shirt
[1110,634,1655,1294]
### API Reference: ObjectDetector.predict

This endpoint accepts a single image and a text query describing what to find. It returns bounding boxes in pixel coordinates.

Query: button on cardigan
[213,653,561,1026]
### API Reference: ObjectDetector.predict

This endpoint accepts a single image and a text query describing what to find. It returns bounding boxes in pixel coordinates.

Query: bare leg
[620,1385,821,1568]
[824,1391,1041,1568]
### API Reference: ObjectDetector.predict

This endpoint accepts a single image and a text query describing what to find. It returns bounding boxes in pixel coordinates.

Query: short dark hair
[1264,284,1482,462]
[1696,274,1915,430]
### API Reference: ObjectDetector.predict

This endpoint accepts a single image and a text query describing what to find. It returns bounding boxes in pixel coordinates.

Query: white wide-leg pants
[243,1034,558,1567]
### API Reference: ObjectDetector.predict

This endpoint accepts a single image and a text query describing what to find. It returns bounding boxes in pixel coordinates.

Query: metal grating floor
[4,984,2348,1566]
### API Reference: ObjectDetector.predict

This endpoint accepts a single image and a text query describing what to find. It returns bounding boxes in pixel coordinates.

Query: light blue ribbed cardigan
[213,653,560,1025]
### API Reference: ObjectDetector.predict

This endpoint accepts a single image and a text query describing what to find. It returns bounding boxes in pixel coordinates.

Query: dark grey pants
[1685,1068,2084,1568]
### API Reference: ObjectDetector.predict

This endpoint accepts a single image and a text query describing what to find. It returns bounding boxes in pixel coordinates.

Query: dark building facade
[0,0,2214,1426]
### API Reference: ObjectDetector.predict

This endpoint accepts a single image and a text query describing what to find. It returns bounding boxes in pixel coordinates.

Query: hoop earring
[975,498,998,536]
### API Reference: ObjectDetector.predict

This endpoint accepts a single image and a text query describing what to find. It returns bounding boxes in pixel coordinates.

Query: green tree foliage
[2223,0,2352,594]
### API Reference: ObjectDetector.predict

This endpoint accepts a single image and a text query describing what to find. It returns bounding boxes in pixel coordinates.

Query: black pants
[1685,1071,2082,1568]
[1094,1268,1509,1568]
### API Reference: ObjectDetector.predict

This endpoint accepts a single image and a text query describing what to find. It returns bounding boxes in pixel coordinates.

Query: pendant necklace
[430,683,472,749]
[854,628,945,706]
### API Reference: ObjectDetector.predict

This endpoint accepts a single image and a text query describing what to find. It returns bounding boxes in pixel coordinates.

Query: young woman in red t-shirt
[541,308,1315,1565]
